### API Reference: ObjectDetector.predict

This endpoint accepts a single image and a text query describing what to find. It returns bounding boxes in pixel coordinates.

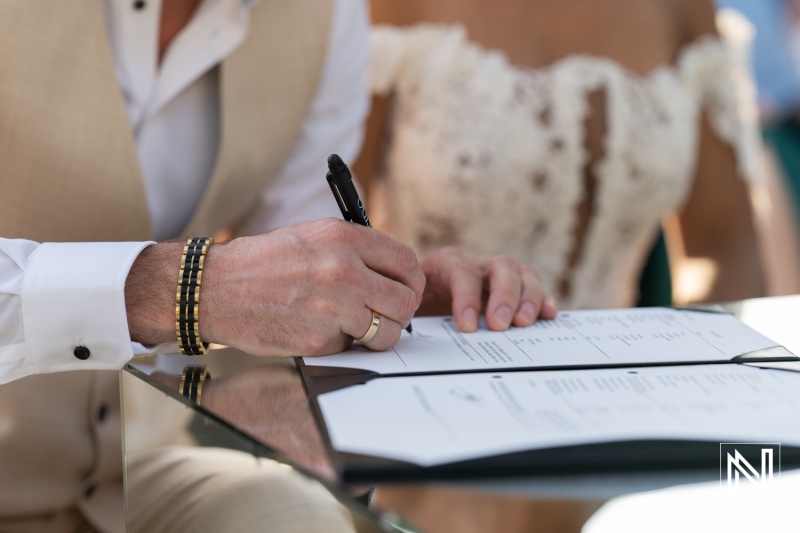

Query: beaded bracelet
[176,237,213,355]
[179,365,212,406]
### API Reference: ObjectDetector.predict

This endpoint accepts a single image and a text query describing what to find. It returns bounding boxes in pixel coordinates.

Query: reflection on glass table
[122,295,800,533]
[121,362,399,533]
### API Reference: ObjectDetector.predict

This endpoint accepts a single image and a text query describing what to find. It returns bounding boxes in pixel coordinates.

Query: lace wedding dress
[368,13,759,309]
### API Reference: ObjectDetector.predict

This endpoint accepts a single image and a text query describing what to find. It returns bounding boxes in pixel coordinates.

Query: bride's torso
[367,12,755,309]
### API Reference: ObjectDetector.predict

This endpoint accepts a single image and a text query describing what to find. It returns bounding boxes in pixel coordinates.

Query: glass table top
[122,295,800,533]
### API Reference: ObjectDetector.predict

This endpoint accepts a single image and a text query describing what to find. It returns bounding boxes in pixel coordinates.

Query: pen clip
[327,172,353,223]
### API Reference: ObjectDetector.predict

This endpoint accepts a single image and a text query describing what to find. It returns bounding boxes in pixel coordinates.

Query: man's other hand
[418,246,557,333]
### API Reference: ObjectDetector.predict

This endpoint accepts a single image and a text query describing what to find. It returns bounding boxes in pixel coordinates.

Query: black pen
[326,153,413,334]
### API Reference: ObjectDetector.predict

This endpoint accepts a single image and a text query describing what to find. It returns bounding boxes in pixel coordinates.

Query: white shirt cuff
[22,241,155,373]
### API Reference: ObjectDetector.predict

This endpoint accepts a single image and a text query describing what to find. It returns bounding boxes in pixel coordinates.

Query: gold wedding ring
[356,311,381,343]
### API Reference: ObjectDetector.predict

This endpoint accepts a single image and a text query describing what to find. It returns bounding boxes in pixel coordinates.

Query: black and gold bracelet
[176,237,213,355]
[179,365,212,406]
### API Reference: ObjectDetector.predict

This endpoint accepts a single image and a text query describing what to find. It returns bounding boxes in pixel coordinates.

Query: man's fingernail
[544,296,558,313]
[519,302,536,322]
[463,308,478,331]
[496,305,512,327]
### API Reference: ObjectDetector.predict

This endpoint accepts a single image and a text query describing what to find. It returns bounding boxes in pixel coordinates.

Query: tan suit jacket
[0,0,331,529]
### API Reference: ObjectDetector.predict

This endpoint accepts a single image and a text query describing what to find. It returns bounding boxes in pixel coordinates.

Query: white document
[318,364,800,466]
[303,308,781,375]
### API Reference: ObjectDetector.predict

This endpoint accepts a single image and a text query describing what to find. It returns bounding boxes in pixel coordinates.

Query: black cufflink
[133,0,146,10]
[74,346,91,360]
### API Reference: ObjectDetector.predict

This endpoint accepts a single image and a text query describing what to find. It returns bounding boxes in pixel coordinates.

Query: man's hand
[125,218,425,356]
[418,247,557,333]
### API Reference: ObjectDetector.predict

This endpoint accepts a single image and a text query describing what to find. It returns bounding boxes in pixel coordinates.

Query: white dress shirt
[0,0,369,384]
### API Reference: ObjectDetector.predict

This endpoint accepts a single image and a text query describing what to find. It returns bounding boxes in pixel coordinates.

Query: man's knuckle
[396,244,417,272]
[491,255,518,271]
[401,287,417,317]
[323,219,349,242]
[309,297,335,318]
[310,218,333,237]
[505,256,522,271]
[317,256,351,284]
[412,270,426,293]
[317,217,340,230]
[305,333,331,355]
[522,264,542,280]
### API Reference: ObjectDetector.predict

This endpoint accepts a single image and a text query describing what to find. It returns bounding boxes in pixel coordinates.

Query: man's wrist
[125,242,184,346]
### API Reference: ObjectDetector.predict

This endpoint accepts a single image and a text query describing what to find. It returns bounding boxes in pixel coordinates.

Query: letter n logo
[720,443,780,490]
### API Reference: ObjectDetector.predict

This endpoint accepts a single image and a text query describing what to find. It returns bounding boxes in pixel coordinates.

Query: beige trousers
[0,446,356,533]
[127,446,356,533]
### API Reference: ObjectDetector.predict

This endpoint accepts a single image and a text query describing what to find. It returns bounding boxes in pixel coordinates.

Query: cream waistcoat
[0,0,331,528]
